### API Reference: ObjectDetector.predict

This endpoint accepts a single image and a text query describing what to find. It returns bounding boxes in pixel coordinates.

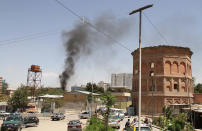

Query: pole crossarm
[129,4,153,15]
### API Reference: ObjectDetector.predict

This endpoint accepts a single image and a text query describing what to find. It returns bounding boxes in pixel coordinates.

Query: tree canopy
[85,82,104,93]
[8,85,29,112]
[194,83,202,93]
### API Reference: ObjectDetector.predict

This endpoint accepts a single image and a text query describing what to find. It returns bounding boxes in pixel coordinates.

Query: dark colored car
[67,120,82,131]
[51,113,65,121]
[23,116,39,128]
[1,115,23,131]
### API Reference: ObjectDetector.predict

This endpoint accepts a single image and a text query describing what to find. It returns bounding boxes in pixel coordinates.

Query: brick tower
[131,45,193,115]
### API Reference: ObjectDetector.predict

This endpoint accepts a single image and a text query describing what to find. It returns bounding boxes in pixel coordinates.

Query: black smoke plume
[60,13,133,91]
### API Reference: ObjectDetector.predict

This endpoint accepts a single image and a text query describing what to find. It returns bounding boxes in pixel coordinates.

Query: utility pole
[150,69,155,124]
[91,82,94,118]
[129,4,153,131]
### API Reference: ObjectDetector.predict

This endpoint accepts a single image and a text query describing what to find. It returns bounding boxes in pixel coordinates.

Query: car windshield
[6,117,20,121]
[118,110,123,113]
[110,115,119,119]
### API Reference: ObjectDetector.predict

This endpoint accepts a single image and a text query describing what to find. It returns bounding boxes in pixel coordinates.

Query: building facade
[132,45,193,115]
[97,81,110,91]
[111,73,133,89]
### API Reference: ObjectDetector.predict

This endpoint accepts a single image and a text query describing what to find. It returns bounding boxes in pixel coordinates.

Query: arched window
[179,62,186,75]
[165,61,171,74]
[172,61,178,74]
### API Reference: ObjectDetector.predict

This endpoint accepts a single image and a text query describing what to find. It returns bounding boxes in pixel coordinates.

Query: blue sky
[0,0,202,90]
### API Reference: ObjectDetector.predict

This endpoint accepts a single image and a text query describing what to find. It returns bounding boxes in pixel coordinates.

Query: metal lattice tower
[27,65,42,97]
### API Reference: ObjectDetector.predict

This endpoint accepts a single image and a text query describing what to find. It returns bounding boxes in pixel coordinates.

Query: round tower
[131,45,193,115]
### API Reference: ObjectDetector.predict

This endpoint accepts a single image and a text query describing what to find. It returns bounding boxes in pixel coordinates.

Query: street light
[129,4,153,130]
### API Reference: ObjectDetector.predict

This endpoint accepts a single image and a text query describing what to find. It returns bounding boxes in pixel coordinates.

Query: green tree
[85,116,115,131]
[35,87,64,97]
[101,91,116,131]
[194,83,202,93]
[85,83,104,94]
[2,81,8,94]
[8,86,29,112]
[154,107,193,131]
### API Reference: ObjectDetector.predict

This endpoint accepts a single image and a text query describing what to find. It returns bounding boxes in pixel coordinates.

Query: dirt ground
[0,112,87,131]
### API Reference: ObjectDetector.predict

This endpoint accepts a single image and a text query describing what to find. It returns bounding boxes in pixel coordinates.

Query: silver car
[108,119,120,129]
[67,120,82,131]
[79,112,90,119]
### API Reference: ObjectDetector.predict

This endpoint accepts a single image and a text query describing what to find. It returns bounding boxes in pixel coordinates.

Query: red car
[67,120,82,131]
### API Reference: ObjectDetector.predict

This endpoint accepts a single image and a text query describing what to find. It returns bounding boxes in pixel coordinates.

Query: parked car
[110,108,125,120]
[0,110,10,118]
[109,115,121,122]
[108,119,120,129]
[79,111,90,119]
[23,116,39,128]
[51,113,65,121]
[67,120,82,131]
[1,115,23,131]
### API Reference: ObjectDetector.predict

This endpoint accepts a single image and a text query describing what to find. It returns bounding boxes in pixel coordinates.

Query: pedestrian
[125,119,130,129]
[131,118,137,125]
[144,117,149,124]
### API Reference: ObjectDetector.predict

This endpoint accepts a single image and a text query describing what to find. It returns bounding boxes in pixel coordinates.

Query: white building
[97,81,110,91]
[111,73,132,89]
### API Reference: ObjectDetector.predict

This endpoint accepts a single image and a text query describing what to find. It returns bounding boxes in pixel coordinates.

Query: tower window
[174,84,178,90]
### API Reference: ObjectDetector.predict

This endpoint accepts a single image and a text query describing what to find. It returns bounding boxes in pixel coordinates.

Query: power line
[54,0,132,52]
[143,12,169,44]
[0,31,59,46]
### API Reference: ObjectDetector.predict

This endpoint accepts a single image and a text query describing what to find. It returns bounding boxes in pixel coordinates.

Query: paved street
[0,113,88,131]
[0,113,160,131]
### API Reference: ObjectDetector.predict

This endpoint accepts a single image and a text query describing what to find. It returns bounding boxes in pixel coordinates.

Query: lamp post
[129,4,153,130]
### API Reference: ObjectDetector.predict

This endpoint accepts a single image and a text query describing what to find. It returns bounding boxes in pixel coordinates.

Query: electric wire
[54,0,132,52]
[0,31,59,46]
[143,12,169,44]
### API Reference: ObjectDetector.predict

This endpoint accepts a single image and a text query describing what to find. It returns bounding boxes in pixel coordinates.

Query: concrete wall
[64,93,87,103]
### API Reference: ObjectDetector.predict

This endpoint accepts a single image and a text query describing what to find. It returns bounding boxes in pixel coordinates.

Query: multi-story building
[97,81,110,91]
[132,45,193,115]
[111,73,133,89]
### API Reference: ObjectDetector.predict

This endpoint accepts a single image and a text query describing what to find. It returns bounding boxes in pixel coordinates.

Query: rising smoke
[60,13,133,91]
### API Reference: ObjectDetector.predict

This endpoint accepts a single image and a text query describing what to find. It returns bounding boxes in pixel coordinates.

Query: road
[0,114,160,131]
[0,113,87,131]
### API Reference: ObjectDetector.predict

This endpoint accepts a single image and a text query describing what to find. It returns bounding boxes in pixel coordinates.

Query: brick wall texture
[131,45,193,115]
[193,93,202,104]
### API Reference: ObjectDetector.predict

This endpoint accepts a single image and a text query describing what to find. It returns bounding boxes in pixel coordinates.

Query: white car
[79,112,90,119]
[0,111,10,117]
[110,108,125,120]
[108,119,120,129]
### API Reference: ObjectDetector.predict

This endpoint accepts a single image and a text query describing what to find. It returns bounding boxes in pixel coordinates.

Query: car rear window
[69,120,80,125]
